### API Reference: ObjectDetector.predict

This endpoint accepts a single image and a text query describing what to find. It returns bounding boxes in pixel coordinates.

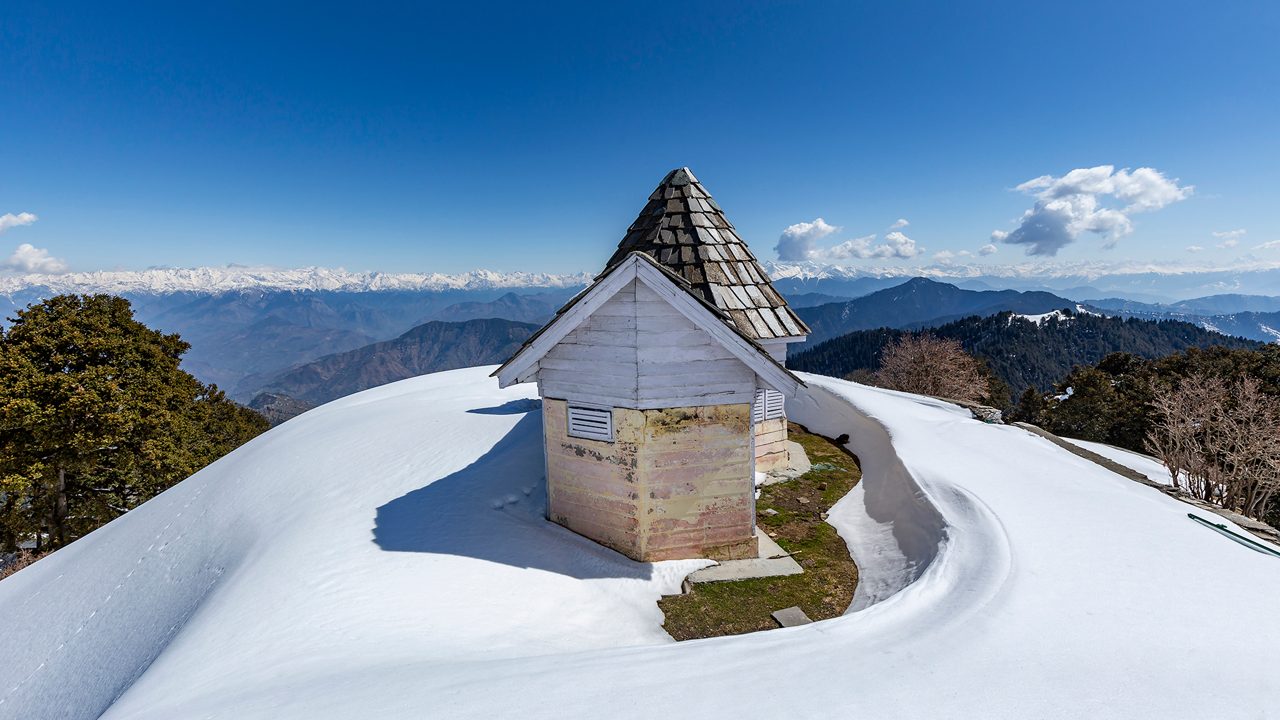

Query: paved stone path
[687,529,804,584]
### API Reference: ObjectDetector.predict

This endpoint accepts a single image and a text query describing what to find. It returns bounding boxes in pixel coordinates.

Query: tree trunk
[0,496,15,552]
[53,467,68,548]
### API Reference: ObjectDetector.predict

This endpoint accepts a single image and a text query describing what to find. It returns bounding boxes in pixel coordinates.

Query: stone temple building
[494,168,811,562]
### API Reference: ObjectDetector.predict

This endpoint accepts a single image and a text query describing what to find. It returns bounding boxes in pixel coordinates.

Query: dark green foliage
[1009,387,1047,425]
[789,310,1262,400]
[0,295,268,551]
[1038,362,1153,448]
[1037,345,1280,454]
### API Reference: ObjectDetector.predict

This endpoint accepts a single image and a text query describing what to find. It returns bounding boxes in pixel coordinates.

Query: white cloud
[3,243,68,274]
[826,233,924,260]
[978,243,998,256]
[1255,240,1280,251]
[824,234,879,260]
[775,218,841,261]
[993,166,1192,256]
[880,231,924,259]
[880,229,921,257]
[889,218,909,230]
[776,220,923,261]
[0,212,38,234]
[1186,245,1204,253]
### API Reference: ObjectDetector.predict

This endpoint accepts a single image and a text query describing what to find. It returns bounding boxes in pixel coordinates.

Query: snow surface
[1010,309,1072,325]
[3,367,1279,719]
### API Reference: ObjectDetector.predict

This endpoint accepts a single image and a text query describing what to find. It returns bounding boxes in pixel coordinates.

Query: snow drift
[2,367,1278,719]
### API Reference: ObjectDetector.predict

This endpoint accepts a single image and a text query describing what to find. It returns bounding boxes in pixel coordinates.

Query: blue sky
[2,1,1278,275]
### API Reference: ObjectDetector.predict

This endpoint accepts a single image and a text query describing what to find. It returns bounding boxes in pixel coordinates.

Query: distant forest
[788,310,1262,402]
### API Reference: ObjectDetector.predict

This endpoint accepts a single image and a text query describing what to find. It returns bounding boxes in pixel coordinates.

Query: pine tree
[0,294,268,550]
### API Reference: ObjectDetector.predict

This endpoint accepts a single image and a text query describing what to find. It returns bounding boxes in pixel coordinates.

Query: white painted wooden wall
[538,279,759,409]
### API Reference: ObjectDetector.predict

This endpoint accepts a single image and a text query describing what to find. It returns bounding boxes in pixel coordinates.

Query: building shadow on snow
[466,398,542,415]
[372,411,652,580]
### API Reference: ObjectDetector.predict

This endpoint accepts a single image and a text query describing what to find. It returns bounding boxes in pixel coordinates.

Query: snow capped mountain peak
[0,266,594,296]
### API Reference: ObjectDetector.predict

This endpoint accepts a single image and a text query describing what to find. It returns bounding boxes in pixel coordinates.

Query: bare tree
[1146,372,1226,502]
[875,334,987,405]
[1147,372,1280,519]
[1219,377,1280,517]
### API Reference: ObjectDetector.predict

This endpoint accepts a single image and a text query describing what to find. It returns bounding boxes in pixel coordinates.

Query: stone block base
[543,399,756,562]
[754,417,789,473]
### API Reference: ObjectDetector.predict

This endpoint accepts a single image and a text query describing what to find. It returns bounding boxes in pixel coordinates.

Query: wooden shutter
[765,390,785,419]
[753,389,785,423]
[567,405,614,442]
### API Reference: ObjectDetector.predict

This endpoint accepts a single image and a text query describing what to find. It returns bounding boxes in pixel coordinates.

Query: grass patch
[659,422,861,640]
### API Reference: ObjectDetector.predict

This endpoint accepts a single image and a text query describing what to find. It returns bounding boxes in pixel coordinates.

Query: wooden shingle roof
[604,167,810,341]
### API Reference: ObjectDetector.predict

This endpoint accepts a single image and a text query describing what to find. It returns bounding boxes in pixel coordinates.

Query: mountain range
[4,264,1277,412]
[1083,297,1280,343]
[248,318,539,414]
[0,266,592,296]
[789,310,1263,400]
[5,260,1280,302]
[764,260,1280,302]
[792,278,1079,347]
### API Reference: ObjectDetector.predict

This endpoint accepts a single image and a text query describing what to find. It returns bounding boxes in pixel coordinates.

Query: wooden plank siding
[538,279,758,409]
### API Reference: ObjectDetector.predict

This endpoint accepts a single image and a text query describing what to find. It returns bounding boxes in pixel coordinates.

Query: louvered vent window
[567,405,614,442]
[752,389,786,423]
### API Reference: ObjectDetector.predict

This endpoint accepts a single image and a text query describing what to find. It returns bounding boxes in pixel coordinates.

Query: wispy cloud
[1186,245,1204,253]
[992,166,1192,256]
[0,212,39,234]
[3,243,68,274]
[1213,228,1245,248]
[1256,240,1280,251]
[978,243,998,256]
[932,249,976,264]
[889,218,909,230]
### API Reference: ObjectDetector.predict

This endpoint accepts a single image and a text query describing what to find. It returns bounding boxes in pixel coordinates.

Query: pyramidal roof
[604,167,810,341]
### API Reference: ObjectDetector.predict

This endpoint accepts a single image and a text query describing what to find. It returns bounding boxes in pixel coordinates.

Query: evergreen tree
[1009,387,1046,425]
[0,294,268,551]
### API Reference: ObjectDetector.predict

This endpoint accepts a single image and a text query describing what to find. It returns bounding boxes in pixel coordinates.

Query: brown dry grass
[0,549,48,582]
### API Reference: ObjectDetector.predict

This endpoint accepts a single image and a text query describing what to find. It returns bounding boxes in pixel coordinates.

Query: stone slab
[687,528,803,583]
[758,440,812,485]
[771,606,813,627]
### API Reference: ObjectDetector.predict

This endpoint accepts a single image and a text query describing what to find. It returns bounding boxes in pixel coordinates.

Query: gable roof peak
[492,251,802,395]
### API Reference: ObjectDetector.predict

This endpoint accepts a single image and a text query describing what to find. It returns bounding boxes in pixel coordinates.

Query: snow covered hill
[2,368,1278,719]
